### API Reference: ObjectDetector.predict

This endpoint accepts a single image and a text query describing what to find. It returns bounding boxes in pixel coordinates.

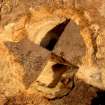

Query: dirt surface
[0,36,98,105]
[1,0,105,105]
[3,81,97,105]
[0,37,98,105]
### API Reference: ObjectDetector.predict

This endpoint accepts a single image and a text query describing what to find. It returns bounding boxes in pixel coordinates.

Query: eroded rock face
[0,0,105,100]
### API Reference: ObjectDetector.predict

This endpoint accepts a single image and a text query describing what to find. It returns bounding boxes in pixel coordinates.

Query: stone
[53,20,86,65]
[0,34,50,97]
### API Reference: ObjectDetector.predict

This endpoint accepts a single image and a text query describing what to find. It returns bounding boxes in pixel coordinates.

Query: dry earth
[0,0,105,105]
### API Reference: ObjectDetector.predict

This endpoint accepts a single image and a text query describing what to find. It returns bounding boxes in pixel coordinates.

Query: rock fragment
[53,20,86,65]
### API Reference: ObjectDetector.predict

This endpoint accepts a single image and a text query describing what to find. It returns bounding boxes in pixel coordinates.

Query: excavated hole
[91,91,105,105]
[40,19,70,50]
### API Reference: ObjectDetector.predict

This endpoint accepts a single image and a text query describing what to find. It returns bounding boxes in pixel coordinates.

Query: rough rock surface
[0,0,105,104]
[54,20,86,65]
